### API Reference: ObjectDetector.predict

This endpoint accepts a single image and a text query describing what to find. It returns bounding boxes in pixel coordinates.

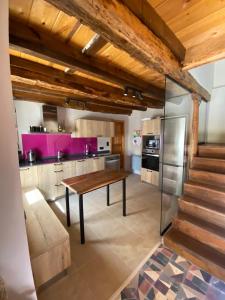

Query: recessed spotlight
[64,67,71,73]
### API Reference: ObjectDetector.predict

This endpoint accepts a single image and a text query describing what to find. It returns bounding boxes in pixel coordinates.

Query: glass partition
[160,78,192,234]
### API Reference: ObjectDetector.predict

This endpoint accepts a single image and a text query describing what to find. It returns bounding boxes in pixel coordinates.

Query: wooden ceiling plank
[13,90,133,115]
[82,33,107,56]
[123,0,185,61]
[9,18,164,100]
[28,0,61,32]
[44,0,210,101]
[183,32,225,70]
[9,0,34,23]
[10,55,163,108]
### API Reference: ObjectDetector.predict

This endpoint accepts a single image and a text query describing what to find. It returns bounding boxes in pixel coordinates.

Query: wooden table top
[61,170,130,195]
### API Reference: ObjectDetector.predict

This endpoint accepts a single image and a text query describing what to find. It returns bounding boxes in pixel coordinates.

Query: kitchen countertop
[19,152,120,168]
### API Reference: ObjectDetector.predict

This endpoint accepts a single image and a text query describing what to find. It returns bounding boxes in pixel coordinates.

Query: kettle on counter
[28,149,36,163]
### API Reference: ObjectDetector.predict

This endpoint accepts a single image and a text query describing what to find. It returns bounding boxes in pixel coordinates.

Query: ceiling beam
[13,90,133,115]
[82,33,107,56]
[123,0,185,61]
[65,19,81,43]
[44,0,210,101]
[183,33,225,70]
[10,55,163,108]
[9,18,164,101]
[12,83,147,111]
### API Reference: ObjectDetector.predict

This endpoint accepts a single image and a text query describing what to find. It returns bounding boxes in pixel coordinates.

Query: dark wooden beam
[123,0,185,61]
[9,18,164,101]
[65,19,81,43]
[13,90,133,115]
[12,83,147,111]
[10,55,163,108]
[82,33,107,56]
[44,0,210,101]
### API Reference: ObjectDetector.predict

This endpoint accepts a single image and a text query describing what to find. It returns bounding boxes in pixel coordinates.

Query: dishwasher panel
[105,155,120,171]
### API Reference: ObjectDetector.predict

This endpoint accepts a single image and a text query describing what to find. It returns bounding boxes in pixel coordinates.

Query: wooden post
[189,93,200,167]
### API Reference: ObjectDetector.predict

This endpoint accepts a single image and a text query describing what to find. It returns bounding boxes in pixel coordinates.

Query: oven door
[142,154,159,171]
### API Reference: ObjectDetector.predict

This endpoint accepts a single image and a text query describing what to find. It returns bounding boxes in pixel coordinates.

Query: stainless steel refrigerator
[160,116,187,234]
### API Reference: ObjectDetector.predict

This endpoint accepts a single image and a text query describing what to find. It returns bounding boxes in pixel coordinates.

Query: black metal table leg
[123,178,126,216]
[79,194,85,244]
[65,187,71,227]
[107,184,110,206]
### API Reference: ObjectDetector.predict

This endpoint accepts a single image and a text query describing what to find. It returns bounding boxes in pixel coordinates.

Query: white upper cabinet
[72,119,115,137]
[142,118,161,135]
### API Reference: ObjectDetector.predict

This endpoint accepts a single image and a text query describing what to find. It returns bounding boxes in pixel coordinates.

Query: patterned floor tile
[121,245,225,300]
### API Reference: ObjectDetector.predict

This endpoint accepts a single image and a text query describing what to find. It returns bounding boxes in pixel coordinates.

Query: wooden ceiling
[9,0,224,114]
[149,0,225,69]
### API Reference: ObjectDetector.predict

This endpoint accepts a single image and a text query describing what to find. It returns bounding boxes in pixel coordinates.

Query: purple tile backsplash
[22,133,97,159]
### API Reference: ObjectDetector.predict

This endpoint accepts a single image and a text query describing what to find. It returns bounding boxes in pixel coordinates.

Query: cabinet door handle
[55,183,63,187]
[147,132,153,135]
[21,168,30,171]
[54,162,63,165]
[93,157,99,160]
[77,159,85,162]
[54,170,63,173]
[147,170,152,172]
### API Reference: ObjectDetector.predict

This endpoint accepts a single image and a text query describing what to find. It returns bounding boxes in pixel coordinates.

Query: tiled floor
[121,245,225,300]
[38,174,161,300]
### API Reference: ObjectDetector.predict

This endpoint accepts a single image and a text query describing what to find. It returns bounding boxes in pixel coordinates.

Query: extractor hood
[42,105,58,132]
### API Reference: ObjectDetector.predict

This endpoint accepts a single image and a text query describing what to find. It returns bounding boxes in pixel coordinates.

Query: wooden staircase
[164,144,225,281]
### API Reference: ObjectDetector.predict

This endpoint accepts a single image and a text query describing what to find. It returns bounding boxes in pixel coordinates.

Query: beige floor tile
[39,174,161,300]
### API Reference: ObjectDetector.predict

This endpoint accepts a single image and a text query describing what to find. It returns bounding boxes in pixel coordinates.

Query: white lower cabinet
[20,166,39,189]
[86,157,105,173]
[20,157,105,201]
[141,168,159,186]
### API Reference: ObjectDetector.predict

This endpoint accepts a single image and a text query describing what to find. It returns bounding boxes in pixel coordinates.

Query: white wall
[190,63,214,94]
[207,58,225,142]
[127,108,164,158]
[0,1,36,299]
[14,101,43,151]
[190,59,225,143]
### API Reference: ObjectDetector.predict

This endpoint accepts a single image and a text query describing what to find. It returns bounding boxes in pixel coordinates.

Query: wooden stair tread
[164,228,225,281]
[179,195,225,214]
[176,212,225,238]
[199,143,225,148]
[179,196,225,230]
[198,144,225,159]
[189,169,225,189]
[192,157,225,174]
[185,180,225,194]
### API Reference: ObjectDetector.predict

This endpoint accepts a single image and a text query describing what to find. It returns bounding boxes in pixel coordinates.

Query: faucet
[85,144,89,156]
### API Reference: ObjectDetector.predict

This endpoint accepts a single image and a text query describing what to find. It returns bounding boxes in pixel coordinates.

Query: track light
[123,87,143,100]
[65,98,71,105]
[124,87,128,96]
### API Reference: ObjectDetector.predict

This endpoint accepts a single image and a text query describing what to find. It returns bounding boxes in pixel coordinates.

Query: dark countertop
[19,152,118,168]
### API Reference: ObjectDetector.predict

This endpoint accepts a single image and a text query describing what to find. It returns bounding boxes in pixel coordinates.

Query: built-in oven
[143,135,160,151]
[142,152,159,171]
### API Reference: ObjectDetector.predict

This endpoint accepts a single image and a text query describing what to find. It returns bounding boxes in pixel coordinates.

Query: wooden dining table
[61,170,130,244]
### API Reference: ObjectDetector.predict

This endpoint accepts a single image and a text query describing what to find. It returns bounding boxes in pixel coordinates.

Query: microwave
[143,135,160,150]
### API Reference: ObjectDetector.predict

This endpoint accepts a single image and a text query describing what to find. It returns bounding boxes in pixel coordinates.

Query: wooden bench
[23,187,71,288]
